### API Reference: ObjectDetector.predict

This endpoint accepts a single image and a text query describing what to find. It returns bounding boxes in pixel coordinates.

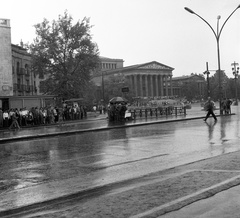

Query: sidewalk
[0,108,239,217]
[0,110,205,143]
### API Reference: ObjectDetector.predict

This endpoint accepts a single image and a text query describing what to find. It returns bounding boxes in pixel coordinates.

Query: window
[17,62,20,74]
[25,64,29,75]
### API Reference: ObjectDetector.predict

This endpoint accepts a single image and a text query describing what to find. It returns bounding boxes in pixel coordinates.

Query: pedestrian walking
[9,110,20,130]
[203,97,217,122]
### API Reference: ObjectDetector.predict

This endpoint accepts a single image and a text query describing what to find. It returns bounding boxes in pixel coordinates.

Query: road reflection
[205,119,217,141]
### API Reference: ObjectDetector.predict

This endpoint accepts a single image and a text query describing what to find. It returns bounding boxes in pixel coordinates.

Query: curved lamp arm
[185,5,240,40]
[218,5,240,38]
[184,7,218,40]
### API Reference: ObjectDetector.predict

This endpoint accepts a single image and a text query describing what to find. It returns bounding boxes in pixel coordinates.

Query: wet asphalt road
[0,104,240,214]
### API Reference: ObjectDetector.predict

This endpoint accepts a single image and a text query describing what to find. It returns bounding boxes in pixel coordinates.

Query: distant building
[172,74,205,98]
[92,57,174,99]
[97,56,124,72]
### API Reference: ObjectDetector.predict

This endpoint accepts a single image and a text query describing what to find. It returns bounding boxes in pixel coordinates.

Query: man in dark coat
[204,97,217,122]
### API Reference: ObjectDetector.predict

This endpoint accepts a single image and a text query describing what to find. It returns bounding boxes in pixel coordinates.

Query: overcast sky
[1,0,240,78]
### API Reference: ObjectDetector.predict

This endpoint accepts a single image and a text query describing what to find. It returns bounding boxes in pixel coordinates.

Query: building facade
[97,56,124,71]
[92,58,174,98]
[12,44,39,96]
[0,18,54,110]
[172,74,205,98]
[0,18,13,96]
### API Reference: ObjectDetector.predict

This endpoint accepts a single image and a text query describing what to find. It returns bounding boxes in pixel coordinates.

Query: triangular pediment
[138,61,173,70]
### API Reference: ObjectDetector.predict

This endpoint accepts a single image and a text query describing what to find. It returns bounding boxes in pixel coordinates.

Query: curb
[0,173,156,217]
[0,116,205,143]
[131,175,240,218]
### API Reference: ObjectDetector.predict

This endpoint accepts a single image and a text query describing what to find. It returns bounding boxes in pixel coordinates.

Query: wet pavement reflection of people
[205,120,217,142]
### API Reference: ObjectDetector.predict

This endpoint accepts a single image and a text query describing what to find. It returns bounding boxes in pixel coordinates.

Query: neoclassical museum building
[92,57,175,98]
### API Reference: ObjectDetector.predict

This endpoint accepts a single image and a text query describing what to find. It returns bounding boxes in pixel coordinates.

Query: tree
[179,75,205,101]
[180,80,199,101]
[29,11,99,100]
[103,74,135,103]
[209,70,229,100]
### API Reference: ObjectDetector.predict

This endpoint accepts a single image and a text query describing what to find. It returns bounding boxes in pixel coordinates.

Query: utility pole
[231,61,239,105]
[101,71,105,104]
[203,62,210,97]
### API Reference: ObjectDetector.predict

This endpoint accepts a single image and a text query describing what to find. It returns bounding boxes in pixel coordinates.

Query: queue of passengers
[0,105,88,129]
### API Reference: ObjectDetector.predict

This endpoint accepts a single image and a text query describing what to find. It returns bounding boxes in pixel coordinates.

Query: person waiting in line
[0,108,3,128]
[3,110,9,128]
[225,98,232,114]
[203,97,217,122]
[21,107,28,126]
[93,105,97,117]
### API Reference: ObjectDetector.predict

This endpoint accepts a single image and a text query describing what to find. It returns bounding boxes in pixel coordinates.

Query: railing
[13,83,35,92]
[128,106,186,119]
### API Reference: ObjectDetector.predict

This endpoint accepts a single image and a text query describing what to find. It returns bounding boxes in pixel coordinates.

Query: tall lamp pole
[184,5,240,115]
[232,61,239,105]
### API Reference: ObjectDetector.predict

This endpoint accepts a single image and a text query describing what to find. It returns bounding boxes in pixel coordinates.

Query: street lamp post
[232,61,239,105]
[184,5,240,115]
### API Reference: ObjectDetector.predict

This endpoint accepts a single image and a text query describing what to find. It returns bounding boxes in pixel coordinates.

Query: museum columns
[165,75,168,96]
[126,73,173,98]
[140,74,143,96]
[150,75,153,97]
[145,75,148,97]
[134,74,138,96]
[160,75,163,96]
[155,75,159,96]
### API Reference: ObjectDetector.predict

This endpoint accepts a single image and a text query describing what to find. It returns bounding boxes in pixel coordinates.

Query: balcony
[13,84,35,93]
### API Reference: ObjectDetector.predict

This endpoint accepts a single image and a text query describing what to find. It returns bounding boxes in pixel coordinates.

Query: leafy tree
[180,80,199,101]
[179,75,205,101]
[209,70,229,100]
[103,74,135,102]
[29,11,99,100]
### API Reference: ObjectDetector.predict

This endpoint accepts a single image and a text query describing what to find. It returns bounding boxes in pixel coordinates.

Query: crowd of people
[221,98,232,114]
[0,104,88,130]
[108,102,127,121]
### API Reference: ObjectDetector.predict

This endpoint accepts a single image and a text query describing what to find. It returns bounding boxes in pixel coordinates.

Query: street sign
[122,87,129,93]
